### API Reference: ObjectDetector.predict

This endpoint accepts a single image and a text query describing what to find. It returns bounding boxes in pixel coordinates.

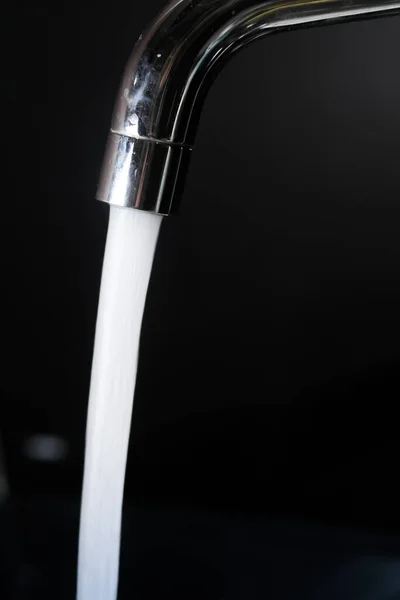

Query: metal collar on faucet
[97,0,400,215]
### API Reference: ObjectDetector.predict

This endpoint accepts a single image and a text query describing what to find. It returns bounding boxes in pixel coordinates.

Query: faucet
[97,0,400,216]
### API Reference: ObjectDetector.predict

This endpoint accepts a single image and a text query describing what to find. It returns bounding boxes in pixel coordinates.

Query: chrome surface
[97,0,400,215]
[98,133,191,214]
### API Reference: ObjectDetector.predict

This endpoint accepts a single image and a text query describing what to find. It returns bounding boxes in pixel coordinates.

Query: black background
[1,2,400,598]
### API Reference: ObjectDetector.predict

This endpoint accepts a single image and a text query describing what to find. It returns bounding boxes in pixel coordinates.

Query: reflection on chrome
[97,0,400,214]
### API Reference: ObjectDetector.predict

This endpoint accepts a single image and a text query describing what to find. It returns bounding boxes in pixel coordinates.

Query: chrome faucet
[97,0,400,215]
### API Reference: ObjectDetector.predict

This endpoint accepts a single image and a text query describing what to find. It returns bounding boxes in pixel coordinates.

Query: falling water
[77,206,162,600]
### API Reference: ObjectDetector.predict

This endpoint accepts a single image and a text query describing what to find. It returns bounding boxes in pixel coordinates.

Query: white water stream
[77,206,162,600]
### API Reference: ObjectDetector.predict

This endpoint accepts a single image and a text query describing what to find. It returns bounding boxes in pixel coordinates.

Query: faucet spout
[97,0,400,215]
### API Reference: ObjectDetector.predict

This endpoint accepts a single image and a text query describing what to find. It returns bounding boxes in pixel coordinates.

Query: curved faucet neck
[97,0,400,214]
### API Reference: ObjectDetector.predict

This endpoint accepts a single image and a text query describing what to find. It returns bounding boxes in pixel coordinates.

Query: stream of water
[77,206,162,600]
